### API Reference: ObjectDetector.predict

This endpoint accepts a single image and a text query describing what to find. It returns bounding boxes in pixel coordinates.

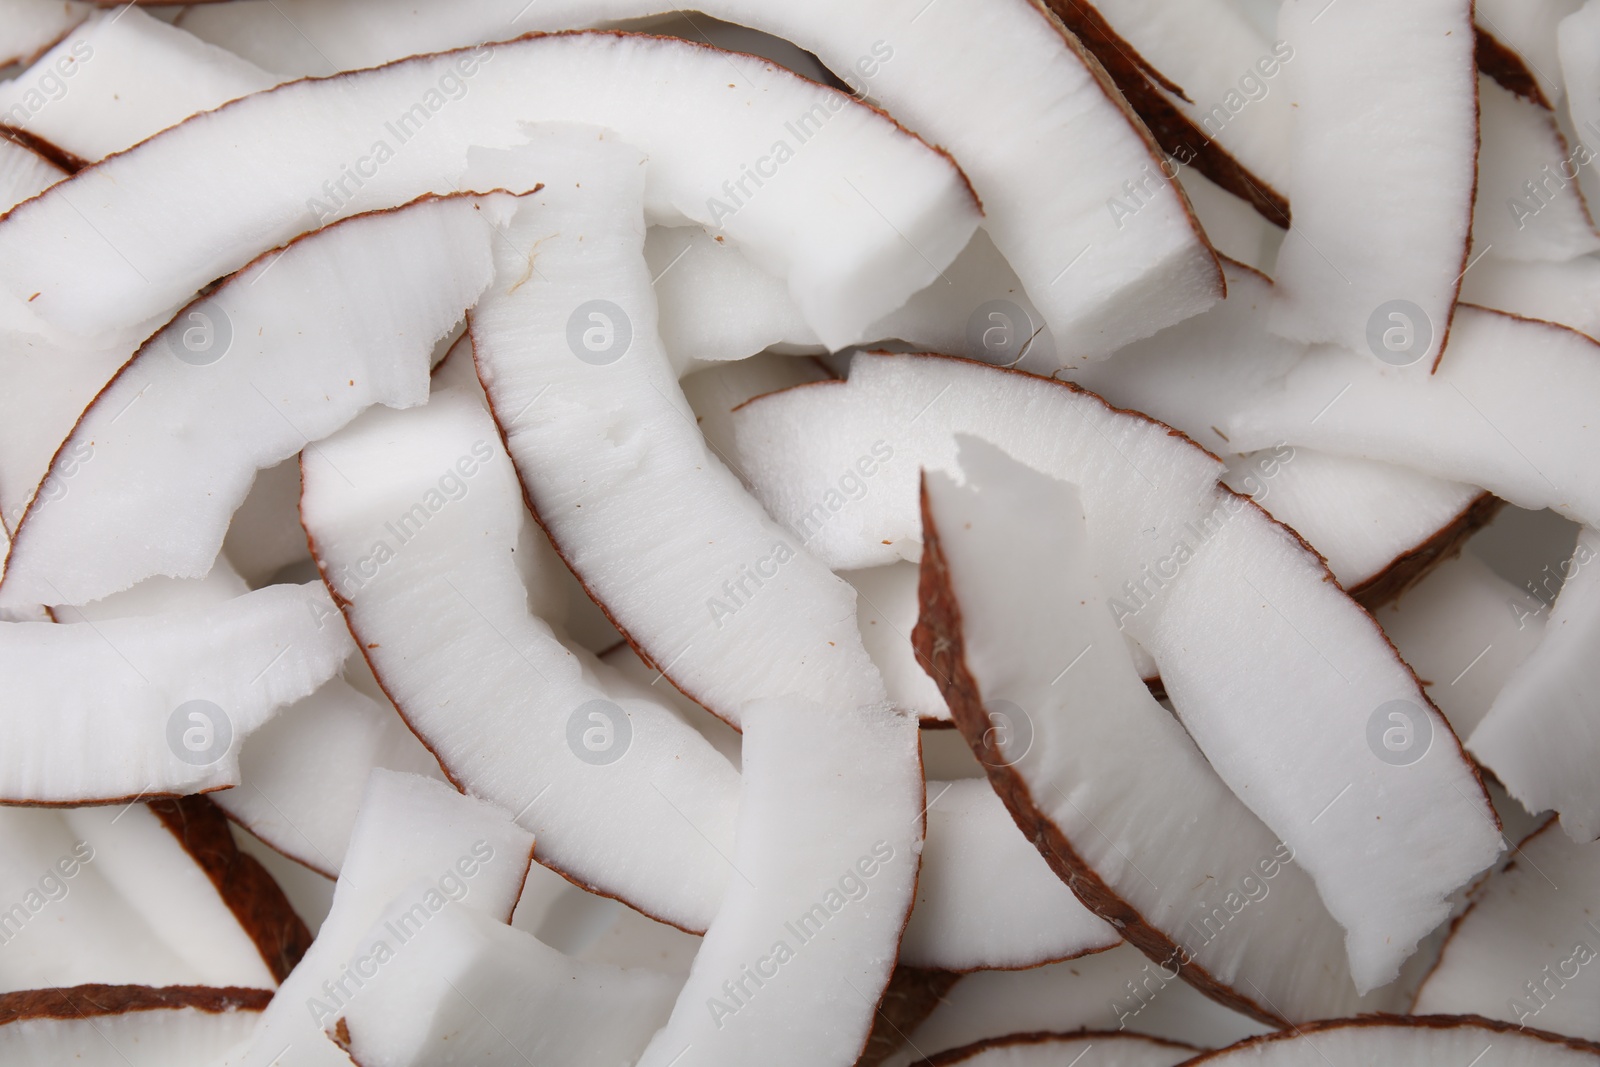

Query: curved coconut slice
[0,32,980,351]
[338,900,677,1067]
[1179,1016,1600,1065]
[0,191,528,612]
[1375,551,1548,738]
[227,770,535,1067]
[1471,527,1600,840]
[900,778,1118,972]
[302,387,743,932]
[1045,0,1294,222]
[732,352,1502,993]
[846,563,950,723]
[916,1032,1196,1067]
[0,9,275,164]
[1476,75,1600,263]
[916,436,1380,1023]
[0,0,90,68]
[0,138,60,213]
[0,985,269,1067]
[1413,820,1599,1037]
[1226,306,1600,527]
[130,0,1224,357]
[210,677,445,879]
[1458,255,1600,343]
[0,803,293,993]
[1270,0,1477,363]
[466,129,885,728]
[632,695,922,1067]
[0,580,350,804]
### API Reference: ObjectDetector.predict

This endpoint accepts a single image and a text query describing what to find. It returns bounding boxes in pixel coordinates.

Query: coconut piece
[1471,527,1600,840]
[466,129,885,728]
[1178,1016,1600,1065]
[1226,306,1600,528]
[0,0,91,68]
[1270,0,1478,364]
[914,1032,1196,1067]
[0,192,526,612]
[0,32,980,351]
[916,436,1382,1021]
[337,904,678,1067]
[733,352,1502,993]
[1475,75,1600,263]
[0,580,350,804]
[0,985,269,1067]
[225,770,535,1067]
[1375,551,1548,738]
[0,9,276,163]
[631,695,922,1067]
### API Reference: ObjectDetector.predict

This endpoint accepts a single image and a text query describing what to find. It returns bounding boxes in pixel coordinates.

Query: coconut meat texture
[733,351,1502,991]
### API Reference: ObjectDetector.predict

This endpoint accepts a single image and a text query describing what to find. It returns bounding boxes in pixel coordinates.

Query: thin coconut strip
[155,0,1224,358]
[632,695,922,1067]
[1177,1016,1600,1066]
[304,382,1112,968]
[916,437,1378,1024]
[1470,527,1600,841]
[0,32,980,351]
[1225,306,1600,528]
[225,771,535,1067]
[0,191,526,613]
[1413,819,1600,1036]
[0,9,276,164]
[919,1032,1197,1067]
[0,985,270,1067]
[0,580,351,805]
[730,352,1501,992]
[337,904,678,1066]
[465,128,886,727]
[1270,0,1478,365]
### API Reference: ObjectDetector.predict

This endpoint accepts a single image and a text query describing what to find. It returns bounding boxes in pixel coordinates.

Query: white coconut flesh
[0,986,269,1067]
[0,9,277,164]
[733,352,1502,991]
[1470,527,1600,841]
[1458,255,1600,343]
[0,192,525,614]
[0,579,349,804]
[1181,1017,1600,1066]
[336,903,679,1067]
[0,0,90,69]
[1269,0,1478,362]
[139,0,1226,358]
[630,694,922,1067]
[465,129,886,728]
[917,436,1385,1022]
[0,32,981,351]
[925,1032,1197,1067]
[0,139,60,214]
[225,770,534,1067]
[0,804,281,993]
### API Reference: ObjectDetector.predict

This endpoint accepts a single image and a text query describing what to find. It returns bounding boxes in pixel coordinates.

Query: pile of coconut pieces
[4,0,1600,1063]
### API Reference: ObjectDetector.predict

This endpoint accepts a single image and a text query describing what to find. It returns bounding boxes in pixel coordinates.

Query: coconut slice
[0,191,528,612]
[1226,306,1600,527]
[336,903,678,1066]
[1470,527,1600,840]
[0,0,90,68]
[914,1032,1196,1067]
[1475,75,1600,263]
[0,580,350,804]
[1180,1016,1600,1065]
[1374,549,1548,738]
[1270,0,1478,363]
[0,138,60,213]
[1412,820,1599,1037]
[916,436,1381,1022]
[0,803,295,993]
[631,694,922,1067]
[227,770,535,1067]
[0,32,980,351]
[733,352,1502,992]
[466,129,885,728]
[0,985,269,1067]
[0,8,276,164]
